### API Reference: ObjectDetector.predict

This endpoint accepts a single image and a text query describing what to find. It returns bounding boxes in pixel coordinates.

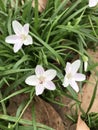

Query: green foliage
[0,0,98,129]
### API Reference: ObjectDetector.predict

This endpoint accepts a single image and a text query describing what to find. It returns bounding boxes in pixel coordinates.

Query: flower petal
[44,69,56,81]
[62,76,69,87]
[65,62,72,74]
[13,42,23,53]
[12,20,23,35]
[23,23,29,35]
[5,35,20,44]
[35,65,44,77]
[25,75,39,86]
[70,80,79,92]
[44,81,56,90]
[71,60,81,74]
[35,84,45,95]
[74,73,86,81]
[89,0,98,7]
[23,35,33,45]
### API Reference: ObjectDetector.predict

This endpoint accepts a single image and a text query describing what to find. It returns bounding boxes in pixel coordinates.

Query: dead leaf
[7,94,65,129]
[76,115,90,130]
[79,48,98,113]
[34,97,65,130]
[32,0,47,13]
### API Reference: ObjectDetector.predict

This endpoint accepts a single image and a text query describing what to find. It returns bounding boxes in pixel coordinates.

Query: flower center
[39,76,45,84]
[21,34,27,41]
[66,73,72,79]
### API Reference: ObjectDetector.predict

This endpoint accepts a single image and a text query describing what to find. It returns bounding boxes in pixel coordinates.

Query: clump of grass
[0,0,98,129]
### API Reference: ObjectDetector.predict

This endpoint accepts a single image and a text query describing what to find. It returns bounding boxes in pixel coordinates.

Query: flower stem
[0,91,7,115]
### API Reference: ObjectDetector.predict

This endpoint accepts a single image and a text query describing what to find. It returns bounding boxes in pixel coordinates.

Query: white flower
[63,60,86,92]
[88,0,98,7]
[25,65,57,95]
[5,20,33,53]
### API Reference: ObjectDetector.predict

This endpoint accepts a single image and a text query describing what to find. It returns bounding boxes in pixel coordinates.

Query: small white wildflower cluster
[25,60,86,95]
[5,20,86,96]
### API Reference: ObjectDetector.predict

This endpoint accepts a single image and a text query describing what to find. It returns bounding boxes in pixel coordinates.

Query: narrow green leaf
[86,81,98,113]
